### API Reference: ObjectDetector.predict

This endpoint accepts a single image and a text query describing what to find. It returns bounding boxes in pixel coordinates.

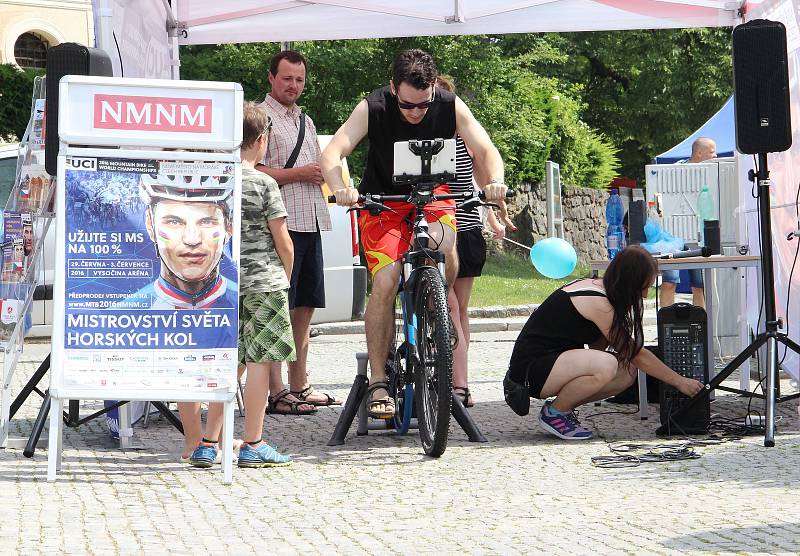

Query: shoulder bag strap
[283,111,306,169]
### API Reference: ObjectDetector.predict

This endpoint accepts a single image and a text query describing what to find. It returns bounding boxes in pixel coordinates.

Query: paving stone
[2,314,800,553]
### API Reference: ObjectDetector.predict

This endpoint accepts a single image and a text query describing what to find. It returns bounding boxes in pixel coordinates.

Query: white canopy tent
[174,0,740,44]
[92,0,742,80]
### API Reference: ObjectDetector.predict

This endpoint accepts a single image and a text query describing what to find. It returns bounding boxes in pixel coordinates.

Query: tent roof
[175,1,741,45]
[654,97,734,163]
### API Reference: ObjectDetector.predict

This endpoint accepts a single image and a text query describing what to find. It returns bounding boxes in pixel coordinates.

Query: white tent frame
[93,0,742,80]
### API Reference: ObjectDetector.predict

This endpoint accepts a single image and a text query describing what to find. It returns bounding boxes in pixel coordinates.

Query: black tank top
[361,85,456,195]
[509,283,606,370]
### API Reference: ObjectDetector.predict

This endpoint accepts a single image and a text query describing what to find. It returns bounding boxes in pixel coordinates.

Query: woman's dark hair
[602,245,658,367]
[269,50,307,76]
[392,49,438,90]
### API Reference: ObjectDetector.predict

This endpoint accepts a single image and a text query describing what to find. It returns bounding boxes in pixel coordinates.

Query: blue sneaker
[237,442,292,468]
[538,401,593,440]
[189,443,218,468]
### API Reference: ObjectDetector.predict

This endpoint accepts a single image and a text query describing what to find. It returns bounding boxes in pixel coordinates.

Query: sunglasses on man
[396,90,435,110]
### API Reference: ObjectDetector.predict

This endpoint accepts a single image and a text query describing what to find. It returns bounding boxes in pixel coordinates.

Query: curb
[311,302,659,336]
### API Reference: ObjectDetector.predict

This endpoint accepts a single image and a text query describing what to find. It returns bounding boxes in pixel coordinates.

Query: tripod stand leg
[765,336,778,447]
[150,401,184,434]
[10,354,50,420]
[47,397,63,481]
[23,391,51,458]
[451,393,487,442]
[327,374,369,446]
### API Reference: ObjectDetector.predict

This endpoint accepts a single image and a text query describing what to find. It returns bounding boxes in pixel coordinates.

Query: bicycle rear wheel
[413,266,452,457]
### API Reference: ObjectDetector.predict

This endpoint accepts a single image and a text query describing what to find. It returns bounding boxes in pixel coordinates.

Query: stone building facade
[0,0,93,69]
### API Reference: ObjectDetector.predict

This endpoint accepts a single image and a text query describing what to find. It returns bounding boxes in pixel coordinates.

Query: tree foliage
[179,29,731,187]
[180,36,619,189]
[0,64,44,142]
[529,28,733,179]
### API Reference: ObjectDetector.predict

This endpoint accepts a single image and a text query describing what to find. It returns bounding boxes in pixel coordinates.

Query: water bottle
[696,185,716,245]
[605,188,625,259]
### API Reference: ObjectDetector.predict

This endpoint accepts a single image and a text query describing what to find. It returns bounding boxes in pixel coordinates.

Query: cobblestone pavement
[2,323,800,555]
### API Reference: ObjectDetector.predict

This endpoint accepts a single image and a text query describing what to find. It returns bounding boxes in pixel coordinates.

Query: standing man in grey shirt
[256,50,341,413]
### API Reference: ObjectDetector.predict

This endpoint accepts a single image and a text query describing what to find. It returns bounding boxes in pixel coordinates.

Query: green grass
[469,251,590,307]
[468,251,657,307]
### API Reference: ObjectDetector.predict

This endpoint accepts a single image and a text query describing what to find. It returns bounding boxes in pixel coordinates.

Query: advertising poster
[62,156,238,392]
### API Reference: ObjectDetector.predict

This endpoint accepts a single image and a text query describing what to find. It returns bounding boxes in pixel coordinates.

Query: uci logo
[66,157,97,170]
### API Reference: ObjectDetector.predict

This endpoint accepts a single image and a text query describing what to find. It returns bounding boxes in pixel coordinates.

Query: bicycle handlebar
[326,189,515,205]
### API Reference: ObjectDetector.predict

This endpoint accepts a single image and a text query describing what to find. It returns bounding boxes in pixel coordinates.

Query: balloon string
[502,236,532,251]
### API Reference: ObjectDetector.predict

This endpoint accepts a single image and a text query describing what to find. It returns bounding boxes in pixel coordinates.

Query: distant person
[257,49,339,414]
[504,246,703,440]
[661,137,717,308]
[684,137,717,163]
[183,102,294,468]
[436,75,512,407]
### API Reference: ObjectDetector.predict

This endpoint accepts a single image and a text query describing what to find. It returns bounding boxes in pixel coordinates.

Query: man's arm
[454,96,514,227]
[268,216,294,280]
[256,163,323,187]
[321,99,369,206]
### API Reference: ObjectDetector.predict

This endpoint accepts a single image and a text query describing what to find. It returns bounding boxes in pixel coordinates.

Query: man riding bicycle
[321,49,511,419]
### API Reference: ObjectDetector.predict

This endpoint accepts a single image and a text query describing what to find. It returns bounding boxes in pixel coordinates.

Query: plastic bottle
[696,185,716,245]
[605,188,626,260]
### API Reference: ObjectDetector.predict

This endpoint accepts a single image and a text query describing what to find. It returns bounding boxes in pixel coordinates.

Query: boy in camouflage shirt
[189,102,295,468]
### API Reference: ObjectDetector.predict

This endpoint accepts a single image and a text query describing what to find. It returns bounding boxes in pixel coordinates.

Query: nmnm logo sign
[93,94,212,133]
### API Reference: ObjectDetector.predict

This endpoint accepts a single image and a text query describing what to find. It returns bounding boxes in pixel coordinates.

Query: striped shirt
[449,136,482,231]
[258,94,332,232]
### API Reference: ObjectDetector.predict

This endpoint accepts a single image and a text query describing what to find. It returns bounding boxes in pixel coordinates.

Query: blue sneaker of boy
[189,443,218,468]
[538,400,593,440]
[237,442,292,468]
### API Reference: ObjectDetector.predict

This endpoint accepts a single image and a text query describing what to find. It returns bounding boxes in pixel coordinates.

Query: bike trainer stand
[327,352,487,446]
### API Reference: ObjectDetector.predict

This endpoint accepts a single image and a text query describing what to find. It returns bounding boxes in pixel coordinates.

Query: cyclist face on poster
[145,199,231,293]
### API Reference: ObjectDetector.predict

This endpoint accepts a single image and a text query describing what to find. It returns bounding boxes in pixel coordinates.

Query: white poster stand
[48,76,243,483]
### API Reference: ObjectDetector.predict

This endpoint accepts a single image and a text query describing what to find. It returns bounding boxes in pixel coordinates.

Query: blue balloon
[530,237,577,279]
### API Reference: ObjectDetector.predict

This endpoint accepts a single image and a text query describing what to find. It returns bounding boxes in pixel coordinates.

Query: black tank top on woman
[509,283,606,372]
[361,85,456,195]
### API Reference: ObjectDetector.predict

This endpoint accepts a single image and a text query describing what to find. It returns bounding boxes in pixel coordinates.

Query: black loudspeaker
[732,19,792,155]
[703,219,720,255]
[628,200,647,245]
[45,43,113,175]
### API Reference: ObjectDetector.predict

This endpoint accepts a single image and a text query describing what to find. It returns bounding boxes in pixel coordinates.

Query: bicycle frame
[394,181,448,434]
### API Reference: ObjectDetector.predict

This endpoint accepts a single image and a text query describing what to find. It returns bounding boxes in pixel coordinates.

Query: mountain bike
[333,182,503,457]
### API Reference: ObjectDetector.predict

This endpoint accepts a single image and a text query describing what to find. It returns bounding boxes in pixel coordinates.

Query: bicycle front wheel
[413,266,452,457]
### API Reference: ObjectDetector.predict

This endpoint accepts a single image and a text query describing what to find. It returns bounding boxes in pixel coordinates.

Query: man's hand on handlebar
[482,182,517,232]
[332,188,360,207]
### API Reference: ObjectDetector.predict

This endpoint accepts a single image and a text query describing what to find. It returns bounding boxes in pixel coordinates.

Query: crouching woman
[504,245,703,440]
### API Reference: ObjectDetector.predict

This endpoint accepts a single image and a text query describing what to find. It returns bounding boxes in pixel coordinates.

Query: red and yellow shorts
[359,185,457,275]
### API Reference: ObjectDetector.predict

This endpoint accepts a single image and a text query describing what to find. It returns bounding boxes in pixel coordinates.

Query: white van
[0,141,366,336]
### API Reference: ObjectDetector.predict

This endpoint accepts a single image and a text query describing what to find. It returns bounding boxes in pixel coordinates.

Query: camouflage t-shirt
[240,167,290,294]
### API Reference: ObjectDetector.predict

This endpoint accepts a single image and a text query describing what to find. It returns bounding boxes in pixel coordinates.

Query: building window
[14,32,50,69]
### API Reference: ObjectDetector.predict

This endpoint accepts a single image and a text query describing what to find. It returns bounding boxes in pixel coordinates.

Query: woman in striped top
[437,76,510,408]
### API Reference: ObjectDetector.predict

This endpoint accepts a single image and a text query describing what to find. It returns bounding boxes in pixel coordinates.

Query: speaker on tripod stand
[658,19,800,446]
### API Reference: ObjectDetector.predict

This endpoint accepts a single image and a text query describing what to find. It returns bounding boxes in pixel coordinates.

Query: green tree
[180,36,620,189]
[522,28,733,180]
[0,64,44,142]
